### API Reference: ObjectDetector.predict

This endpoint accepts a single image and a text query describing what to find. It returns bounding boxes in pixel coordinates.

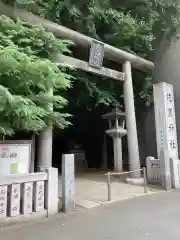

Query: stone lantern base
[106,127,127,172]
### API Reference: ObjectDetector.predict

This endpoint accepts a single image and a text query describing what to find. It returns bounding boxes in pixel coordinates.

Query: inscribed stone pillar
[62,154,75,213]
[160,148,171,190]
[153,82,180,188]
[123,61,141,177]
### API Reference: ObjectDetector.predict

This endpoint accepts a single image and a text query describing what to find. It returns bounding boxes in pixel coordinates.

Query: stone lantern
[102,107,127,172]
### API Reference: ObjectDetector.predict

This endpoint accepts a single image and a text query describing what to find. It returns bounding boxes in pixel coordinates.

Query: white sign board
[0,143,31,177]
[153,82,179,160]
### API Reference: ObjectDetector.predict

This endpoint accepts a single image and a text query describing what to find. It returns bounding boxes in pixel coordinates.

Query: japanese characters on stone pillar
[153,82,180,188]
[9,184,21,217]
[154,82,178,159]
[0,186,7,219]
[62,154,75,213]
[22,182,33,215]
[34,181,45,212]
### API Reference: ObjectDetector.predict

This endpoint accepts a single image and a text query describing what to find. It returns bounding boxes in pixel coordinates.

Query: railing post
[107,172,111,201]
[22,182,33,215]
[169,158,180,189]
[62,154,75,213]
[146,156,154,183]
[143,167,148,193]
[34,181,45,212]
[45,167,58,216]
[9,184,21,217]
[0,186,7,219]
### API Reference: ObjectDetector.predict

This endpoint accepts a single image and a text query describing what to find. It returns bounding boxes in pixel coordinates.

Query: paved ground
[1,190,180,239]
[59,172,161,208]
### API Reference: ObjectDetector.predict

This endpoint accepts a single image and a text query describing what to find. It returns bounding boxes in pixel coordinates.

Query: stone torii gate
[0,3,154,178]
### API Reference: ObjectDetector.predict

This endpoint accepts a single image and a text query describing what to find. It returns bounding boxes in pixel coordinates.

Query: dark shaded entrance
[52,106,128,172]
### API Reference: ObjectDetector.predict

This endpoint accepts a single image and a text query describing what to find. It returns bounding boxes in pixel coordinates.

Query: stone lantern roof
[102,107,125,120]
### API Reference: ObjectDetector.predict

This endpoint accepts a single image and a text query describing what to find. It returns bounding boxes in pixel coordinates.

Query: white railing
[0,167,58,226]
[105,168,148,201]
[146,156,180,185]
[146,157,161,183]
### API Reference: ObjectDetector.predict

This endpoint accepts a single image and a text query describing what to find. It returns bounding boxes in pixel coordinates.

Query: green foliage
[0,15,73,136]
[13,0,180,111]
[2,0,180,118]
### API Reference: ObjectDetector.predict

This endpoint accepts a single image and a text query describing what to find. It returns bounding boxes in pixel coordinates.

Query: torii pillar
[123,61,141,178]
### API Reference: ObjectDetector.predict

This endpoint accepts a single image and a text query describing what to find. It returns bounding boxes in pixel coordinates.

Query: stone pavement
[1,190,180,239]
[59,171,162,208]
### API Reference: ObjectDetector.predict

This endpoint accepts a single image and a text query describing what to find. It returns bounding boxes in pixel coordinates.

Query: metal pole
[143,167,148,193]
[107,172,111,201]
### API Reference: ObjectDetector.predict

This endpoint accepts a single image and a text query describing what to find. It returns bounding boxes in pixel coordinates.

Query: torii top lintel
[0,2,154,72]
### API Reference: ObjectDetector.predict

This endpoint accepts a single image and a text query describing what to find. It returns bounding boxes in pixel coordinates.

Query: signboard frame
[0,140,32,176]
[89,40,105,69]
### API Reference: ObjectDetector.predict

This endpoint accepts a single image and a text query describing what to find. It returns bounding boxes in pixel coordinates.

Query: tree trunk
[37,88,53,169]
